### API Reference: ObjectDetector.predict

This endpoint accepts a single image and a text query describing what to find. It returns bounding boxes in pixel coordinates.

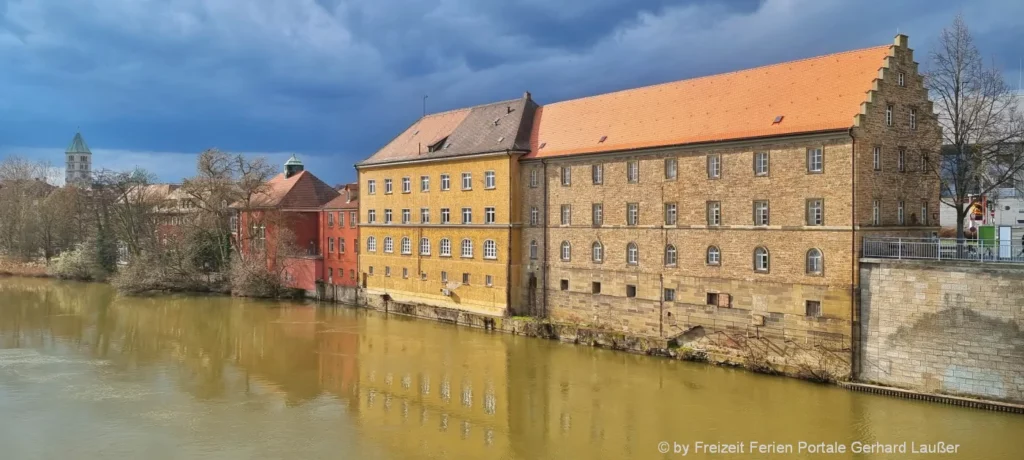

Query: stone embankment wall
[859,259,1024,403]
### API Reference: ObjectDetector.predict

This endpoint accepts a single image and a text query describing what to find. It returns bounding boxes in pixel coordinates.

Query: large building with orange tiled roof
[518,34,939,355]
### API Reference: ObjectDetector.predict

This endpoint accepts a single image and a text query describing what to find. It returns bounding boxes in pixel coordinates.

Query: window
[807,199,823,226]
[420,238,430,255]
[354,238,358,253]
[592,164,603,185]
[441,174,451,191]
[754,247,769,272]
[627,203,639,226]
[898,72,905,86]
[627,242,638,266]
[530,169,539,188]
[367,237,377,252]
[530,207,539,226]
[463,273,470,285]
[664,203,677,226]
[368,210,377,224]
[665,158,678,180]
[753,201,769,226]
[441,208,450,224]
[921,201,929,226]
[807,148,823,173]
[350,212,357,228]
[592,203,603,227]
[910,108,917,130]
[440,238,451,257]
[920,152,928,172]
[664,244,677,266]
[626,285,637,298]
[706,246,720,265]
[402,209,411,224]
[421,272,427,281]
[484,207,496,224]
[421,208,430,224]
[339,238,346,253]
[560,241,571,261]
[385,266,391,277]
[328,212,334,227]
[560,205,571,225]
[484,171,496,189]
[560,279,569,291]
[592,282,601,294]
[401,237,411,254]
[664,289,676,302]
[402,268,409,279]
[328,268,333,280]
[806,300,822,318]
[898,148,906,172]
[368,180,376,194]
[441,271,448,283]
[886,104,893,127]
[898,201,905,224]
[592,242,603,263]
[707,201,721,226]
[462,207,472,224]
[754,152,769,176]
[484,240,497,259]
[806,248,823,275]
[384,209,393,224]
[402,177,411,193]
[485,275,493,287]
[328,237,335,253]
[351,269,356,280]
[706,292,719,306]
[461,172,472,190]
[338,212,344,227]
[384,237,394,253]
[368,266,374,276]
[384,178,393,194]
[873,147,881,171]
[560,166,571,186]
[627,160,640,183]
[461,239,473,258]
[873,200,881,226]
[529,240,538,260]
[707,154,721,178]
[421,176,430,192]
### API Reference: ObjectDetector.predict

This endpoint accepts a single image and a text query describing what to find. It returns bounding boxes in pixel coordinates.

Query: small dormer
[284,155,304,178]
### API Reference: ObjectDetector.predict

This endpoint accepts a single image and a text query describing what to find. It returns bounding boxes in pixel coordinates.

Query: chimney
[523,91,531,101]
[894,34,908,48]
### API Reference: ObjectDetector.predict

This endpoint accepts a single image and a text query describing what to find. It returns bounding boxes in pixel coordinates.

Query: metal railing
[863,237,1024,263]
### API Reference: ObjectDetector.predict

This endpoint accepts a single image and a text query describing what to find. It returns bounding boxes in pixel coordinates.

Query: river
[0,278,1020,459]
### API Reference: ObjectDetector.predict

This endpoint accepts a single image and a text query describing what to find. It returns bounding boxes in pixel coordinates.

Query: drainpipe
[849,127,859,379]
[660,184,666,338]
[505,150,514,317]
[542,159,549,318]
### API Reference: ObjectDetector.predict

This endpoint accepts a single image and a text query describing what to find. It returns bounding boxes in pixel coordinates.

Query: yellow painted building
[357,94,537,316]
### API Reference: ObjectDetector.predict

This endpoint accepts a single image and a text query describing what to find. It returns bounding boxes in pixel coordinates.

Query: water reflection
[0,278,1021,460]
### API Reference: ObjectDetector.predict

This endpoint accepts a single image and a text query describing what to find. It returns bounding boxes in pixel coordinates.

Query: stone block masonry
[859,259,1024,403]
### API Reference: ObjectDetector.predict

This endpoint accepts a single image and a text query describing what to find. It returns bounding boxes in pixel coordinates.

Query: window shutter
[717,293,731,308]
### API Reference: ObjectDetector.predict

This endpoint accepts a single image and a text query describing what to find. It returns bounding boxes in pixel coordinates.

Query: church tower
[65,131,92,185]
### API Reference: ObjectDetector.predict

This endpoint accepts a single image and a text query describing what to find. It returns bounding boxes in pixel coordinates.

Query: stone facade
[859,259,1024,402]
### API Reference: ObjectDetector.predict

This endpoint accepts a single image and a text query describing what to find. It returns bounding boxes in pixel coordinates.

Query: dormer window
[428,137,448,153]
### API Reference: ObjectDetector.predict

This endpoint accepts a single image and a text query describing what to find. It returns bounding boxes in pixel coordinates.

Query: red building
[320,183,359,288]
[235,156,339,293]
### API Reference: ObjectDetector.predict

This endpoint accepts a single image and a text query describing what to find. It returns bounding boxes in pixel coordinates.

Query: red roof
[244,170,339,209]
[323,183,359,209]
[526,44,893,159]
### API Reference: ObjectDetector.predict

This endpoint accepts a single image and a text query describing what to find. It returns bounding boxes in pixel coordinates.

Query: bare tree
[927,14,1024,239]
[93,168,160,258]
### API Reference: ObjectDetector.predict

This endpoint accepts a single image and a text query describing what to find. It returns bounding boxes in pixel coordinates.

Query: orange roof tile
[363,108,471,164]
[243,170,339,209]
[526,44,892,159]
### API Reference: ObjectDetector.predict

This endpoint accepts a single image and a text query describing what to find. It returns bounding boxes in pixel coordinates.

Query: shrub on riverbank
[49,240,110,281]
[229,256,288,298]
[0,257,49,277]
[111,252,229,296]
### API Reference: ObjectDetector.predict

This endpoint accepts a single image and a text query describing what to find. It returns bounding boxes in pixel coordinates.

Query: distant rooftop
[66,132,91,154]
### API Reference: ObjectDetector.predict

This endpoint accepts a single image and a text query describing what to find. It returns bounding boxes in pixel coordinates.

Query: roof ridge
[419,96,524,120]
[545,44,892,107]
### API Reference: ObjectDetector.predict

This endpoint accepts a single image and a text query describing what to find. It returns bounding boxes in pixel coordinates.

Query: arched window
[627,242,638,266]
[440,238,451,256]
[706,246,721,265]
[806,248,823,274]
[484,240,497,259]
[560,241,571,261]
[754,247,769,272]
[400,237,411,254]
[367,236,377,252]
[461,239,473,258]
[420,238,430,255]
[384,237,394,253]
[529,240,538,260]
[592,242,603,263]
[664,244,677,266]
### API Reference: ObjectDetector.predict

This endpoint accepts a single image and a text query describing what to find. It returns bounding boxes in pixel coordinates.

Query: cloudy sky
[1,0,1022,185]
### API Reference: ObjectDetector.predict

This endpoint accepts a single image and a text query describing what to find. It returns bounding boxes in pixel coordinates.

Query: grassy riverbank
[0,259,51,278]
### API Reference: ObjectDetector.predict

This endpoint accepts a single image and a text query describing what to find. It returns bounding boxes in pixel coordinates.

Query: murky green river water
[0,278,1021,459]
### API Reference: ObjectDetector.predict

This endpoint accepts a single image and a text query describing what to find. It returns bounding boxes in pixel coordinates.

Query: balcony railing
[863,237,1024,264]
